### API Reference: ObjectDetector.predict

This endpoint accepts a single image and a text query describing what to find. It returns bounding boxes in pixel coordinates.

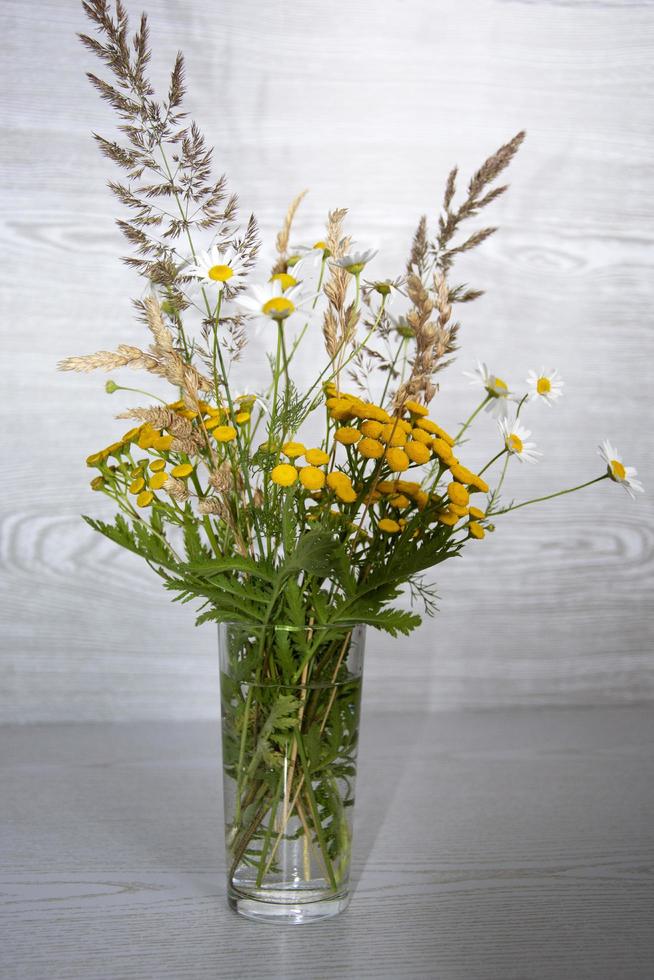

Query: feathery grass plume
[406,214,429,279]
[58,345,161,374]
[271,190,308,275]
[393,274,439,408]
[117,405,189,433]
[434,130,526,276]
[79,0,258,311]
[143,294,175,353]
[322,208,359,369]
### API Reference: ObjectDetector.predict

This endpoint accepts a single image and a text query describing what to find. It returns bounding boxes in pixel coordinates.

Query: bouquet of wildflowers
[60,1,644,918]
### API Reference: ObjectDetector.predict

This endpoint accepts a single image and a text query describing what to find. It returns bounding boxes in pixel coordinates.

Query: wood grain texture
[1,0,653,721]
[1,708,653,979]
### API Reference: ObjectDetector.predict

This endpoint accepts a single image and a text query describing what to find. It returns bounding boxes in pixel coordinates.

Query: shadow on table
[349,708,432,892]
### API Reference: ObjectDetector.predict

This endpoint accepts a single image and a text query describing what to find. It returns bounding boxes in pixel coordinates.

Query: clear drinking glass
[219,622,366,924]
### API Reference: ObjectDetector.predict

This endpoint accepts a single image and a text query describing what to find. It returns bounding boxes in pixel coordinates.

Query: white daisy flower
[464,361,512,417]
[269,271,302,292]
[598,440,644,499]
[234,278,309,323]
[498,418,542,463]
[184,245,246,291]
[526,368,564,406]
[292,240,331,265]
[332,247,378,275]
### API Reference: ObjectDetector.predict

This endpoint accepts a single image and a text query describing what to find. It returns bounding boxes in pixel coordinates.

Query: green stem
[494,475,608,514]
[455,394,492,443]
[515,393,529,418]
[255,772,285,887]
[111,383,167,404]
[294,730,338,890]
[380,337,407,408]
[487,452,511,513]
[478,448,507,476]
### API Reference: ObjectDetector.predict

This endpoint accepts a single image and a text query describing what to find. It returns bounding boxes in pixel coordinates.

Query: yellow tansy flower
[470,475,490,493]
[469,506,486,520]
[271,463,298,487]
[326,398,354,421]
[335,484,357,504]
[449,464,476,484]
[90,476,104,491]
[149,472,168,491]
[136,490,154,508]
[410,428,432,446]
[171,463,194,479]
[326,471,352,491]
[305,448,330,466]
[469,521,485,539]
[360,420,383,439]
[405,440,431,465]
[380,423,407,447]
[431,438,456,464]
[129,477,145,494]
[404,400,429,417]
[385,448,410,472]
[299,466,326,491]
[137,425,158,450]
[86,452,104,467]
[395,480,421,495]
[436,509,459,526]
[235,412,250,425]
[121,427,141,443]
[389,494,411,508]
[357,437,385,460]
[214,425,237,443]
[282,441,306,459]
[447,482,470,507]
[150,459,166,472]
[153,434,174,451]
[378,518,401,534]
[449,502,469,517]
[334,427,361,446]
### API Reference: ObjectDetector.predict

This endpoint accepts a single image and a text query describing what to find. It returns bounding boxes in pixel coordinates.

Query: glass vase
[218,622,366,924]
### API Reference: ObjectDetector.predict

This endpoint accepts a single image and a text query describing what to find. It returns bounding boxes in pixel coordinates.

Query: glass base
[228,882,351,924]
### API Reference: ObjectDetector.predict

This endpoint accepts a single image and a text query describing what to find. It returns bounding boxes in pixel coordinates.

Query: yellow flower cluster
[266,387,491,541]
[85,396,255,471]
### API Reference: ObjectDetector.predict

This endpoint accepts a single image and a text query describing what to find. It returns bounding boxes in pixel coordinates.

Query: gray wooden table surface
[2,706,653,980]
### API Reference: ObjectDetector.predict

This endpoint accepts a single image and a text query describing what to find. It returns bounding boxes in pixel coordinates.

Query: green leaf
[283,529,342,578]
[330,603,422,637]
[182,555,276,583]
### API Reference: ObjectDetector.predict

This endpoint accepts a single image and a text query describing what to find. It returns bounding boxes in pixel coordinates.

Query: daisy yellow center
[494,377,508,391]
[270,272,297,291]
[263,296,295,319]
[537,377,551,394]
[508,434,523,453]
[208,264,234,283]
[313,240,327,250]
[610,459,626,480]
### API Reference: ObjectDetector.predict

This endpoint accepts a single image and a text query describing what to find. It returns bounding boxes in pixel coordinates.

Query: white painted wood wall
[2,0,652,722]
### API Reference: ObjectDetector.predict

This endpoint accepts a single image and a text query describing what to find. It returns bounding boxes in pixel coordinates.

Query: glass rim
[219,621,364,634]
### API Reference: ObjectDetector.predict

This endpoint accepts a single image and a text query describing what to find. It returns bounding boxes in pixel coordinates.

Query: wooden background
[1,0,653,723]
